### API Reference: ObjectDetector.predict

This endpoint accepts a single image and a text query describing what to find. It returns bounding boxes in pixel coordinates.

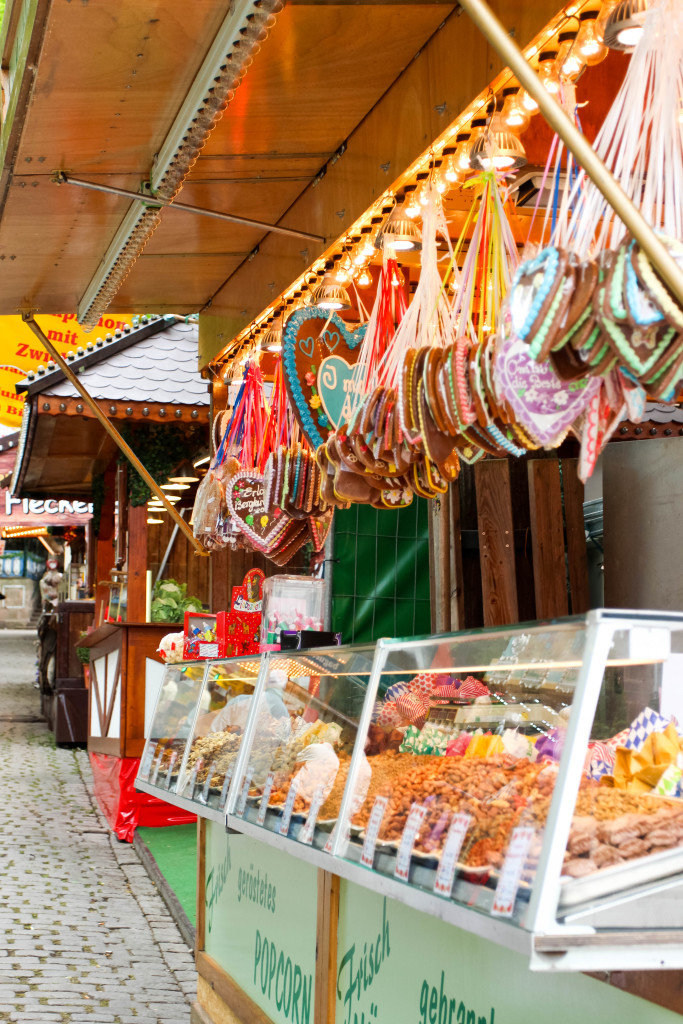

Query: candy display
[259,574,325,649]
[183,612,220,660]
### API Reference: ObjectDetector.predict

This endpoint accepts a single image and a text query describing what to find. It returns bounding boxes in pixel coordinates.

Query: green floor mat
[136,824,197,926]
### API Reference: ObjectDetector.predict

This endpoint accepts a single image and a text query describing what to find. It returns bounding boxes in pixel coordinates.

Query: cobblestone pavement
[0,630,196,1023]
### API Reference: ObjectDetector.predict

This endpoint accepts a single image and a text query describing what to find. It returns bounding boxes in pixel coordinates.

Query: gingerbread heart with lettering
[283,307,367,449]
[225,470,289,551]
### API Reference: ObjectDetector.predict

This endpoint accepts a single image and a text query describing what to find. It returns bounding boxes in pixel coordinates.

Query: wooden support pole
[527,459,568,619]
[127,504,148,622]
[474,460,518,626]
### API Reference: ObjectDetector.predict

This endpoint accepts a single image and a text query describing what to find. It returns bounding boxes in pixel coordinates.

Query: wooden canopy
[0,0,583,367]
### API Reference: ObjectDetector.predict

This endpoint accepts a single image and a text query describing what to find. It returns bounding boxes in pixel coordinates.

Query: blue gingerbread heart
[283,307,366,448]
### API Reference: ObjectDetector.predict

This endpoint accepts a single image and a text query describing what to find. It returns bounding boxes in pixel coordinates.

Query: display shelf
[138,611,683,969]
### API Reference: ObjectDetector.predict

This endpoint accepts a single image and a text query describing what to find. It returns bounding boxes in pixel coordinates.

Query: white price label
[164,751,178,790]
[257,773,275,825]
[434,813,472,896]
[139,746,154,779]
[237,770,254,815]
[218,766,234,811]
[278,779,299,836]
[394,803,426,882]
[198,761,216,804]
[323,818,350,855]
[299,786,325,846]
[360,796,388,868]
[150,752,163,786]
[183,757,203,796]
[492,826,534,917]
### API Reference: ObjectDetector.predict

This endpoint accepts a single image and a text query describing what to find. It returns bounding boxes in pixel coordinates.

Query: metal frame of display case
[136,611,683,971]
[136,653,268,823]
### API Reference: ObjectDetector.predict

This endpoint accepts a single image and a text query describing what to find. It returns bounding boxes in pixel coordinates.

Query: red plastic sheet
[89,752,196,843]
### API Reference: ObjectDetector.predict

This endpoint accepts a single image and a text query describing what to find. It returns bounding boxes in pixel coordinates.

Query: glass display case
[226,611,683,971]
[228,644,377,848]
[136,653,264,822]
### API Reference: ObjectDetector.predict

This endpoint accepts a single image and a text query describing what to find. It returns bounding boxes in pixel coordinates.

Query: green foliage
[75,646,90,665]
[151,578,203,623]
[117,423,205,507]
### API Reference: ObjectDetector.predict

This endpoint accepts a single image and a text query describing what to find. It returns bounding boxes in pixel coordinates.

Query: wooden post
[527,459,568,619]
[127,503,148,622]
[428,490,451,633]
[449,479,465,631]
[474,459,519,626]
[315,869,340,1024]
[561,458,590,614]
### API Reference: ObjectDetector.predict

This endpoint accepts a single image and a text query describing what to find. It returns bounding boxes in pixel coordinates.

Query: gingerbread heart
[225,470,288,551]
[283,307,367,449]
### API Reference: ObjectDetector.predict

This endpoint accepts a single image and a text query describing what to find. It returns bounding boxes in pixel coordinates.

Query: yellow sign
[0,312,137,430]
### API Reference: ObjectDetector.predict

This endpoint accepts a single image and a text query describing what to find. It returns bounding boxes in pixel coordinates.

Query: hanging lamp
[469,113,527,171]
[375,200,422,252]
[168,460,200,484]
[604,0,649,50]
[310,261,352,310]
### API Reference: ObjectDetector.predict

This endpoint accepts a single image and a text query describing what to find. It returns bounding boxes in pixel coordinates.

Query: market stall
[138,610,683,1022]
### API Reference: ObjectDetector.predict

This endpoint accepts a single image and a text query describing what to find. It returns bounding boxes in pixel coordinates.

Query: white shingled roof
[20,317,208,406]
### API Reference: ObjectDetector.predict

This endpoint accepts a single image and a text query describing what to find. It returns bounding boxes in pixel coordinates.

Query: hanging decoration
[504,0,683,478]
[282,307,367,449]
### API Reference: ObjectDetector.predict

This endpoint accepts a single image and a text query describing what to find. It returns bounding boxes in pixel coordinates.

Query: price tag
[434,813,472,896]
[150,752,163,786]
[299,786,325,846]
[198,761,216,805]
[184,757,203,797]
[236,770,254,816]
[394,803,426,881]
[218,766,234,811]
[164,751,178,790]
[360,796,388,868]
[139,745,154,779]
[278,779,299,836]
[323,818,350,855]
[492,825,535,917]
[257,773,275,825]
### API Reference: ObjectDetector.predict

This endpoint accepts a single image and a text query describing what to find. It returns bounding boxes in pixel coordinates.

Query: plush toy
[157,631,186,664]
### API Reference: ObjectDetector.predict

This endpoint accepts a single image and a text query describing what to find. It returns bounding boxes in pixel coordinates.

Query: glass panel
[177,654,264,813]
[337,621,588,929]
[138,662,208,793]
[559,621,683,923]
[233,646,377,850]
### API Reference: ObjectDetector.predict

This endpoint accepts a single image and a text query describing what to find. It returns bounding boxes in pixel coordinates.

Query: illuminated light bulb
[354,226,374,265]
[453,132,472,174]
[336,251,353,284]
[391,266,405,289]
[356,268,372,288]
[500,87,531,133]
[576,10,609,65]
[311,264,352,310]
[147,518,163,525]
[416,172,430,206]
[431,158,448,194]
[466,119,488,169]
[441,146,462,185]
[403,185,420,219]
[537,50,561,95]
[519,89,539,114]
[556,30,583,79]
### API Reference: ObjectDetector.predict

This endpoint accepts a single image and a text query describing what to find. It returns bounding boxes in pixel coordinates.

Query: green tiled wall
[331,499,431,643]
